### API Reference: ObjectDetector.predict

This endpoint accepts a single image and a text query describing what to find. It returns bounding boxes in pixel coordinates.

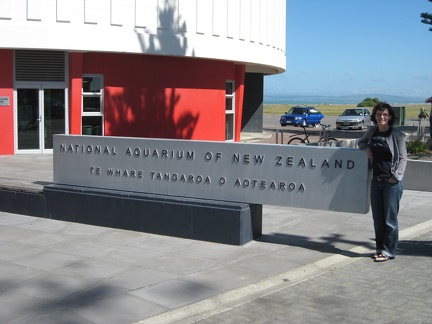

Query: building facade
[0,0,286,155]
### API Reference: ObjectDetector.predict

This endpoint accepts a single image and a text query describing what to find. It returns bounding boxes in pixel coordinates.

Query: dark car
[336,108,372,130]
[280,106,324,127]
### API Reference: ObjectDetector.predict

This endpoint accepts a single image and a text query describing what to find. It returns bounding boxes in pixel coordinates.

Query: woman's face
[375,108,392,127]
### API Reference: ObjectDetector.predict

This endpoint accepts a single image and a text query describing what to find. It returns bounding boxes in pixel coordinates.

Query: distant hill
[264,94,427,105]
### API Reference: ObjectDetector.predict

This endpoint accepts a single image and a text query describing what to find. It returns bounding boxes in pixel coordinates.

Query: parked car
[279,106,324,127]
[336,108,372,130]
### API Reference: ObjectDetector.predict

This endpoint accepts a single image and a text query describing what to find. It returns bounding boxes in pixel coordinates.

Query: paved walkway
[0,155,431,323]
[188,229,432,324]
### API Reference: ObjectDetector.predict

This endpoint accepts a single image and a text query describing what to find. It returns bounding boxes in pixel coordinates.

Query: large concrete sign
[53,135,370,213]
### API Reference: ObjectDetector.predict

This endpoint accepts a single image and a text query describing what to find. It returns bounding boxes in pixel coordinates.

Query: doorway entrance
[16,86,67,154]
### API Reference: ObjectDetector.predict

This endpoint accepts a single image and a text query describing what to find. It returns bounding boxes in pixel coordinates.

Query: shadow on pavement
[257,232,375,258]
[398,240,432,257]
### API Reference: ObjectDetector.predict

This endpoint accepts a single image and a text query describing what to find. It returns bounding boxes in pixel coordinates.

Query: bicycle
[287,124,337,145]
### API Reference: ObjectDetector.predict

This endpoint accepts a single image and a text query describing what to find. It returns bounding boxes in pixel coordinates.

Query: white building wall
[0,0,286,74]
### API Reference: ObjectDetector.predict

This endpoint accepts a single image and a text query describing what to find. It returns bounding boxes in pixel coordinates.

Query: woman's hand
[388,176,398,184]
[365,147,373,160]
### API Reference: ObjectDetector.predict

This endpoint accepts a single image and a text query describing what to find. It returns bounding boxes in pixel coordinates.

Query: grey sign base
[0,188,47,217]
[43,185,262,245]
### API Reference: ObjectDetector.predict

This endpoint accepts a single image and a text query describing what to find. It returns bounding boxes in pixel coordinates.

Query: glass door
[16,87,66,153]
[17,88,40,151]
[43,88,66,150]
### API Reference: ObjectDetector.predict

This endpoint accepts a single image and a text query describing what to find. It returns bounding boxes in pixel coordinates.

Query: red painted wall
[72,53,245,141]
[234,65,246,142]
[0,51,244,155]
[0,50,14,154]
[69,53,83,135]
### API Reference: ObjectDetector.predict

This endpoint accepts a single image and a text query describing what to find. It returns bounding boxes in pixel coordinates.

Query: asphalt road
[263,115,420,141]
[263,115,367,141]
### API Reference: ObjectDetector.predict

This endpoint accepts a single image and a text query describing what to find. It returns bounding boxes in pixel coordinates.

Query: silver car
[336,108,372,130]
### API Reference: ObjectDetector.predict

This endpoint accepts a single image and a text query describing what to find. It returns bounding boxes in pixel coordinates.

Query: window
[82,75,103,135]
[225,81,235,141]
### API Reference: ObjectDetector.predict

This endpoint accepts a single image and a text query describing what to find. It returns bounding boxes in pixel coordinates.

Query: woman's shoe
[374,254,390,262]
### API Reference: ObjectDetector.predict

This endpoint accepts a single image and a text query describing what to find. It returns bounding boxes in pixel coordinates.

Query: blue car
[280,106,324,127]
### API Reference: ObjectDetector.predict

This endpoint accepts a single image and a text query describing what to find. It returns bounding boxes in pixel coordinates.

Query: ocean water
[264,95,426,105]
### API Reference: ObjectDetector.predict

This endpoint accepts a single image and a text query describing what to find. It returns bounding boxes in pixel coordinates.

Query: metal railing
[275,129,284,144]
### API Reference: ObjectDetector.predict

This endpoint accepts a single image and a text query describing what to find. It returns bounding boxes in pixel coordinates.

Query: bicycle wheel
[287,137,306,145]
[319,137,338,142]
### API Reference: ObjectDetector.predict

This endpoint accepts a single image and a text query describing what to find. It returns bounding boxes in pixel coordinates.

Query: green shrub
[357,97,380,107]
[406,140,429,155]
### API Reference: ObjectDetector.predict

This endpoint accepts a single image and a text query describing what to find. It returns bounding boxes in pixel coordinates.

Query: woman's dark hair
[370,102,397,126]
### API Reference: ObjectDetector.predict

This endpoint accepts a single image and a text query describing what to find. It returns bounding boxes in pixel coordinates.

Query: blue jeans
[370,179,403,258]
[429,116,432,138]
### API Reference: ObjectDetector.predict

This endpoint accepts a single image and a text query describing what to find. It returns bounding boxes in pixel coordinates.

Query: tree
[420,0,432,31]
[357,97,380,107]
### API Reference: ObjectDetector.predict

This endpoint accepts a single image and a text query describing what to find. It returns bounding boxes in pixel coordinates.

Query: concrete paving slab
[0,213,37,225]
[187,230,432,324]
[60,284,129,307]
[71,293,168,324]
[129,235,194,253]
[53,222,111,237]
[225,254,303,278]
[11,251,84,272]
[173,240,240,260]
[53,258,131,280]
[0,261,45,290]
[11,272,95,300]
[50,239,120,258]
[95,244,167,265]
[181,266,261,292]
[0,155,53,182]
[1,154,432,323]
[88,229,153,246]
[16,309,93,324]
[17,232,80,248]
[0,226,43,242]
[0,241,44,261]
[216,241,287,265]
[13,217,68,232]
[266,244,329,265]
[0,292,71,324]
[129,278,222,310]
[106,267,180,291]
[141,253,217,275]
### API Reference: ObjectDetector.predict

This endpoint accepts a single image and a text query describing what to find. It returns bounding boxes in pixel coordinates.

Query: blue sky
[264,0,432,99]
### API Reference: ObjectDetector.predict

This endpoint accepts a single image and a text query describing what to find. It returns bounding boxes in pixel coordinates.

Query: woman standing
[358,102,407,262]
[425,96,432,138]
